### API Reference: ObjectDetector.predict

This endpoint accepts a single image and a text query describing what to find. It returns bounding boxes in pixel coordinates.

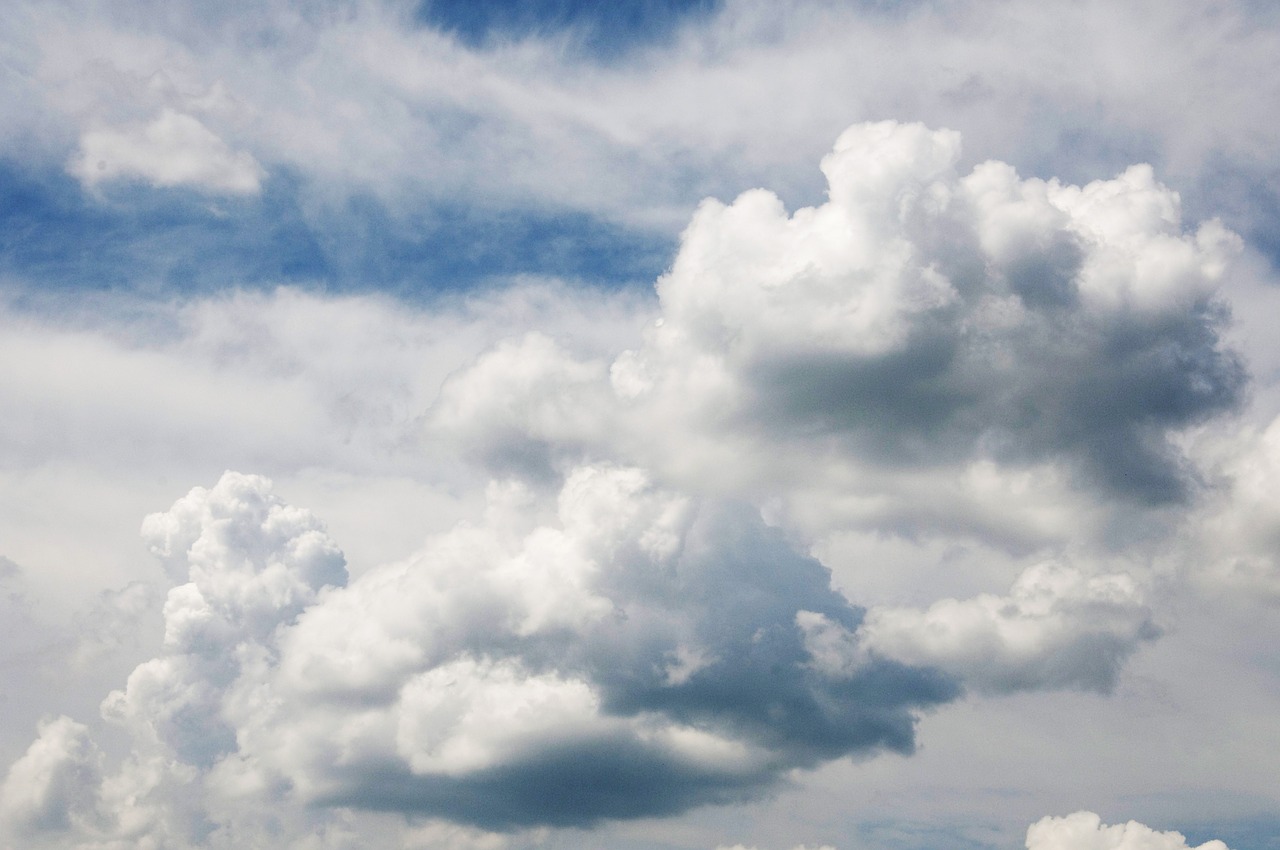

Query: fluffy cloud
[429,122,1243,555]
[1026,812,1229,850]
[611,121,1243,509]
[0,117,1262,847]
[1181,414,1280,600]
[187,468,953,830]
[2,468,961,844]
[0,716,103,836]
[848,563,1159,694]
[69,109,265,195]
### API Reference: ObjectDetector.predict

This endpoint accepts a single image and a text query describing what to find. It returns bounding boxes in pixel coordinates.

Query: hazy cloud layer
[3,0,1280,299]
[69,109,265,195]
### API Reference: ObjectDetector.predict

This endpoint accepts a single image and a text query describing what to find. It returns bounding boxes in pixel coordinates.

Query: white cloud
[1026,811,1229,850]
[0,31,1274,834]
[8,463,957,842]
[408,120,1246,553]
[1181,413,1280,601]
[69,109,265,195]
[5,118,1260,845]
[6,0,1279,232]
[0,716,103,836]
[840,563,1158,694]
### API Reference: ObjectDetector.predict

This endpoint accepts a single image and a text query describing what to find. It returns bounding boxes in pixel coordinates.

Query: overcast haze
[2,2,1279,849]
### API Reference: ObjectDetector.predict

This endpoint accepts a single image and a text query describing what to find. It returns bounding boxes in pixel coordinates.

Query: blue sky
[2,2,1280,850]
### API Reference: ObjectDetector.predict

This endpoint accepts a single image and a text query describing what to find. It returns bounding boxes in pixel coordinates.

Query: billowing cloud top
[609,121,1243,505]
[1027,812,1230,850]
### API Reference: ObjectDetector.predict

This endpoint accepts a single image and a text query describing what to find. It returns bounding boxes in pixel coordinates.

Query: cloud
[68,109,265,195]
[9,467,957,843]
[0,110,1268,847]
[1026,812,1229,850]
[801,562,1159,695]
[430,121,1244,551]
[1182,414,1280,601]
[0,716,103,836]
[10,0,1280,238]
[222,467,953,829]
[619,121,1243,507]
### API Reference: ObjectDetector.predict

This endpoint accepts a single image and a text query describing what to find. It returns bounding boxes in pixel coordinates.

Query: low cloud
[432,122,1246,554]
[610,121,1244,509]
[77,469,951,839]
[0,716,103,837]
[1026,812,1229,850]
[847,563,1159,694]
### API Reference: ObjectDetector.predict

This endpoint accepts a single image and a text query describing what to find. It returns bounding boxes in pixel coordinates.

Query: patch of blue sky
[1188,157,1280,275]
[0,161,326,297]
[1173,815,1280,850]
[415,0,720,59]
[0,159,673,304]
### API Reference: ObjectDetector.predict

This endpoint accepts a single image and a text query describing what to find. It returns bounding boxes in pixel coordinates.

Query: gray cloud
[256,469,956,829]
[2,468,960,843]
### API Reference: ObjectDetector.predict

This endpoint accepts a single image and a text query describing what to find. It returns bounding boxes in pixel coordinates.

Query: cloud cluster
[0,121,1258,846]
[1026,812,1229,850]
[0,472,351,848]
[433,121,1243,551]
[22,468,956,843]
[803,561,1158,695]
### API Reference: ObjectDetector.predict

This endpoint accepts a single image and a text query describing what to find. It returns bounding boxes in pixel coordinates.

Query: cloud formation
[80,468,953,839]
[1026,812,1229,850]
[801,561,1158,695]
[610,122,1243,507]
[0,118,1263,847]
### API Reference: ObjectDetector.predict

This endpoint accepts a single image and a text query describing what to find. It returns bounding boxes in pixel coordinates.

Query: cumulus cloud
[0,716,103,836]
[1026,812,1229,850]
[431,122,1244,552]
[214,467,952,829]
[4,467,958,843]
[609,121,1244,508]
[1,119,1258,846]
[69,109,265,195]
[1183,414,1280,601]
[799,562,1159,695]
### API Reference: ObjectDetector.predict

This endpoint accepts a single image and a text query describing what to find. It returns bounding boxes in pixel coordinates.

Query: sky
[1,1,1279,849]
